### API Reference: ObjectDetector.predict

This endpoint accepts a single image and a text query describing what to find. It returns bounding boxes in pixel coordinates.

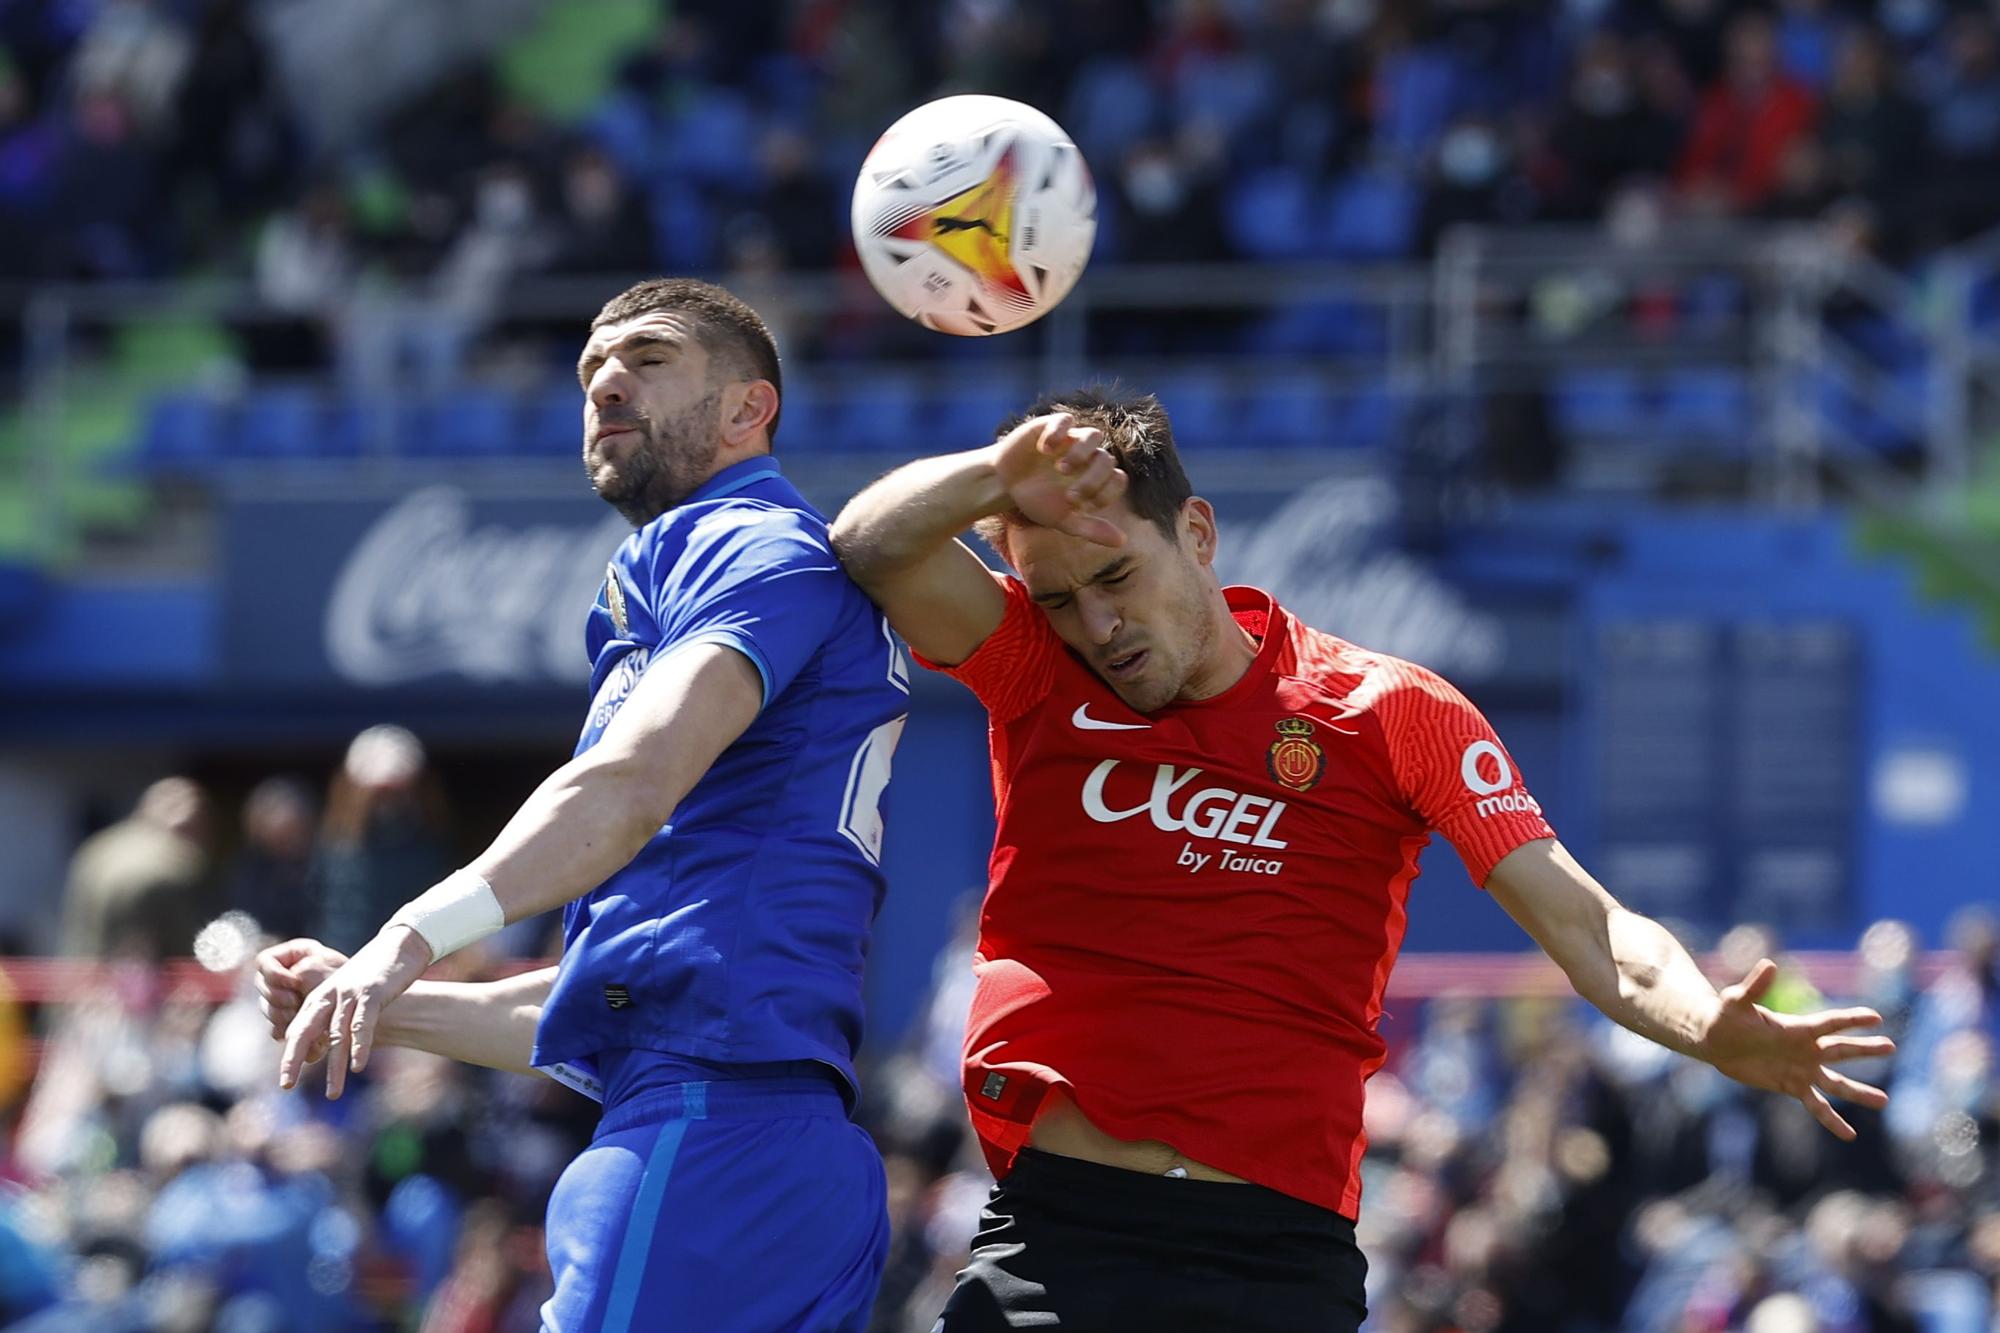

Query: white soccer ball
[851,94,1096,336]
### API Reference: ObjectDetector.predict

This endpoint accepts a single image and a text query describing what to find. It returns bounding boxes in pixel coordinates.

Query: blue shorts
[541,1076,889,1332]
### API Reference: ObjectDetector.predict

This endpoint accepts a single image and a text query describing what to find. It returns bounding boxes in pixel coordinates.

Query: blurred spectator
[754,125,841,270]
[544,145,653,278]
[1114,128,1227,263]
[1919,14,2000,245]
[1540,31,1686,221]
[60,778,213,962]
[226,777,319,943]
[1677,12,1819,213]
[165,0,297,244]
[68,0,192,133]
[1421,114,1535,253]
[1637,0,1732,87]
[44,87,160,279]
[312,726,453,954]
[252,182,353,372]
[1818,29,1923,202]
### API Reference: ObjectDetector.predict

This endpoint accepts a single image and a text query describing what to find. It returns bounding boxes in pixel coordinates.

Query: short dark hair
[977,384,1193,559]
[591,278,784,440]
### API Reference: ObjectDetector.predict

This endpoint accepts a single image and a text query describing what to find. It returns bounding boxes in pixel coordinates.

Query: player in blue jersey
[260,278,909,1331]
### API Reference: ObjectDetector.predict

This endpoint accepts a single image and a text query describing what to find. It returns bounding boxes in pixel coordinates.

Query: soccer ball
[851,94,1096,337]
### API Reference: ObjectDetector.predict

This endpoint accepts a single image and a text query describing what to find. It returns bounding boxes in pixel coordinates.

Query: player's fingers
[1816,1035,1895,1063]
[324,991,355,1100]
[1060,512,1129,548]
[1721,958,1778,1007]
[1802,1086,1856,1141]
[1035,413,1075,455]
[279,988,334,1089]
[260,991,302,1040]
[1066,453,1121,502]
[1804,1007,1886,1038]
[349,990,380,1074]
[1815,1067,1888,1109]
[1052,430,1105,474]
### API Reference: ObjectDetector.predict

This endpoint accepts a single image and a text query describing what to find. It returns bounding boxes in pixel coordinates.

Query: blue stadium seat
[1245,301,1391,359]
[1778,14,1838,88]
[1659,369,1752,442]
[1552,369,1645,438]
[649,186,715,271]
[1065,58,1158,162]
[751,54,820,123]
[236,385,327,459]
[140,392,227,470]
[1373,48,1461,163]
[1174,55,1270,140]
[588,92,660,179]
[1321,173,1417,261]
[1241,374,1336,447]
[776,374,834,446]
[526,384,585,459]
[1332,385,1400,450]
[930,377,1029,448]
[662,89,759,187]
[825,374,923,449]
[402,388,522,457]
[1225,167,1315,261]
[1157,373,1232,449]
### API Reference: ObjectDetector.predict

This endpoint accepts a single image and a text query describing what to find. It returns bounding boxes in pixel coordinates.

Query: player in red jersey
[830,386,1894,1332]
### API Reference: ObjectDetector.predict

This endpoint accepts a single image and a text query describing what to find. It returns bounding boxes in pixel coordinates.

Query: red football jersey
[917,577,1556,1217]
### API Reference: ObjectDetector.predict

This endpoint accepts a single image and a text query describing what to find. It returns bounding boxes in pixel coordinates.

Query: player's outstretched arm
[258,939,553,1079]
[1485,838,1895,1140]
[281,642,764,1096]
[830,412,1125,665]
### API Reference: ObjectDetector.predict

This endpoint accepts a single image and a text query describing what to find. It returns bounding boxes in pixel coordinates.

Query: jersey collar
[1195,585,1290,708]
[686,455,783,505]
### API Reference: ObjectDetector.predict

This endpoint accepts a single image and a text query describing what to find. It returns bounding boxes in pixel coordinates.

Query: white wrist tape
[388,869,505,960]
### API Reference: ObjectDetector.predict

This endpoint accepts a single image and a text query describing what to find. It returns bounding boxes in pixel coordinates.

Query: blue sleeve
[636,507,849,709]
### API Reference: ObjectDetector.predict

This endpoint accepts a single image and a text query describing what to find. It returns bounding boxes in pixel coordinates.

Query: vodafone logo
[1081,761,1290,851]
[1460,740,1512,795]
[1460,740,1541,820]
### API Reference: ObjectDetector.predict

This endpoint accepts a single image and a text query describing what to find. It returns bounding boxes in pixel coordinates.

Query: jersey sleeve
[637,506,851,709]
[1379,662,1555,885]
[910,571,1060,725]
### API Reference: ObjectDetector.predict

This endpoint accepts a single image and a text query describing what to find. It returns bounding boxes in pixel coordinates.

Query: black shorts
[933,1148,1369,1333]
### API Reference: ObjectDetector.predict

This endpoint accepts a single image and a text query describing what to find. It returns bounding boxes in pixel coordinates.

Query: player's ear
[723,378,779,449]
[1181,497,1219,567]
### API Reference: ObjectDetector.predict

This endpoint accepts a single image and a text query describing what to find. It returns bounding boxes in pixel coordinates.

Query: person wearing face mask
[832,386,1897,1333]
[1420,115,1532,254]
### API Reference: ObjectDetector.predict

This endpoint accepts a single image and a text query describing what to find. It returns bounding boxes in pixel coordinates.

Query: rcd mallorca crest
[1266,717,1325,792]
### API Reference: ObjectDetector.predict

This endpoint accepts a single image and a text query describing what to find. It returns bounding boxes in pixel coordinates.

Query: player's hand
[990,412,1128,547]
[279,924,432,1099]
[1697,958,1895,1140]
[254,938,349,1040]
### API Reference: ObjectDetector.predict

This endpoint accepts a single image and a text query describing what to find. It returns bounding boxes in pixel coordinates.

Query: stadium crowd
[6,0,2000,301]
[2,1,1999,1330]
[0,740,1988,1330]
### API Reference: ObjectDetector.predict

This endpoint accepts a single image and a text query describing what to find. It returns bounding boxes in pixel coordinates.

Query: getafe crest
[1267,717,1325,792]
[602,562,630,638]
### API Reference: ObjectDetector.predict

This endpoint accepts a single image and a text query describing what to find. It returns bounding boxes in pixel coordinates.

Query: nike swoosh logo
[1072,704,1151,731]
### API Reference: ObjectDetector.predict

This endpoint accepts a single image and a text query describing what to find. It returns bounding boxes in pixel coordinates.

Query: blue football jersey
[532,457,908,1101]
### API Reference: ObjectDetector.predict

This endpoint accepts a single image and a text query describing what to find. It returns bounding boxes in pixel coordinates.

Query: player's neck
[1176,606,1260,703]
